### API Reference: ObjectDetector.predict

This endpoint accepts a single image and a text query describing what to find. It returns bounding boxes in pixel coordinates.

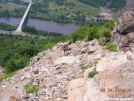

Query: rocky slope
[0,38,133,101]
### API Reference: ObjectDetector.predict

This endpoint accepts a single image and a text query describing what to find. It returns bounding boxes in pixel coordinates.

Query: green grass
[99,41,107,46]
[49,2,59,10]
[67,0,100,16]
[0,2,26,11]
[99,41,118,52]
[48,0,100,16]
[106,43,118,52]
[88,70,99,78]
[0,71,16,82]
[24,84,39,94]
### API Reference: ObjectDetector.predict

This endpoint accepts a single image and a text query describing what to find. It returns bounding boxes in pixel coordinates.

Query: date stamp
[100,88,126,93]
[105,98,134,101]
[100,88,133,100]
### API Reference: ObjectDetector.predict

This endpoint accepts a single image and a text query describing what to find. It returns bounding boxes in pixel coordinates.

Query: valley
[0,0,134,101]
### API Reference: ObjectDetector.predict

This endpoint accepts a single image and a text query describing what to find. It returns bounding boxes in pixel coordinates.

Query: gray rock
[111,11,134,53]
[33,69,39,74]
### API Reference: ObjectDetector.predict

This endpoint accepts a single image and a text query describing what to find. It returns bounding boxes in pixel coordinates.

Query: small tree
[4,59,17,73]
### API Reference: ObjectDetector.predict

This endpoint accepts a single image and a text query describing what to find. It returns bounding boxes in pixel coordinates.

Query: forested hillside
[77,0,126,11]
[0,34,66,73]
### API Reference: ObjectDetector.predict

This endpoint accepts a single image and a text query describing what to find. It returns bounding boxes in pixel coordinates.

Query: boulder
[111,11,134,54]
[68,61,134,101]
[116,11,134,34]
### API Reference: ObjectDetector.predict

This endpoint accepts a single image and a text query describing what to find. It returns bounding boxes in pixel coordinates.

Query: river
[0,17,79,35]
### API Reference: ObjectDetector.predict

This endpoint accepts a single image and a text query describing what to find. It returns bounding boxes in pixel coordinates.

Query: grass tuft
[24,84,39,94]
[106,43,118,52]
[88,70,99,78]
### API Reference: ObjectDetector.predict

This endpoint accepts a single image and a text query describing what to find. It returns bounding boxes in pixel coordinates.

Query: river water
[0,17,79,35]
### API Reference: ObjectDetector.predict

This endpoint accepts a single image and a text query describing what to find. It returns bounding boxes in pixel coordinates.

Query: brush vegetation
[0,34,66,73]
[24,84,39,94]
[69,20,114,42]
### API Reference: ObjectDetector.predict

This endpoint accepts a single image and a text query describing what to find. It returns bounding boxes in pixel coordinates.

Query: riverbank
[0,30,28,36]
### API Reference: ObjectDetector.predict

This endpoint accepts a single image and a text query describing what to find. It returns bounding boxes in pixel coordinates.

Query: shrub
[24,84,39,94]
[104,20,115,30]
[4,59,18,73]
[88,70,99,78]
[70,26,89,41]
[107,43,118,52]
[70,20,114,42]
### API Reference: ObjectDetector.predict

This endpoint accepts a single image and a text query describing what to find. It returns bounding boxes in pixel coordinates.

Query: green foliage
[29,0,100,24]
[71,26,89,41]
[86,20,109,27]
[44,42,55,50]
[106,43,118,52]
[0,71,16,82]
[88,70,99,78]
[4,59,17,73]
[0,34,66,73]
[77,0,126,11]
[0,23,16,31]
[70,20,112,42]
[99,41,107,46]
[0,8,26,17]
[99,42,118,52]
[104,20,115,30]
[24,84,39,94]
[108,0,126,11]
[22,24,64,37]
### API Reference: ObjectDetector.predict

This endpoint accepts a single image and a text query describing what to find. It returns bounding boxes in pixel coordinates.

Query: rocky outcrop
[68,61,134,101]
[116,11,134,34]
[111,11,134,59]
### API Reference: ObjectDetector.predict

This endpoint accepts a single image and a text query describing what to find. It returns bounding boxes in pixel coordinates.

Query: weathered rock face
[111,11,134,59]
[68,61,134,101]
